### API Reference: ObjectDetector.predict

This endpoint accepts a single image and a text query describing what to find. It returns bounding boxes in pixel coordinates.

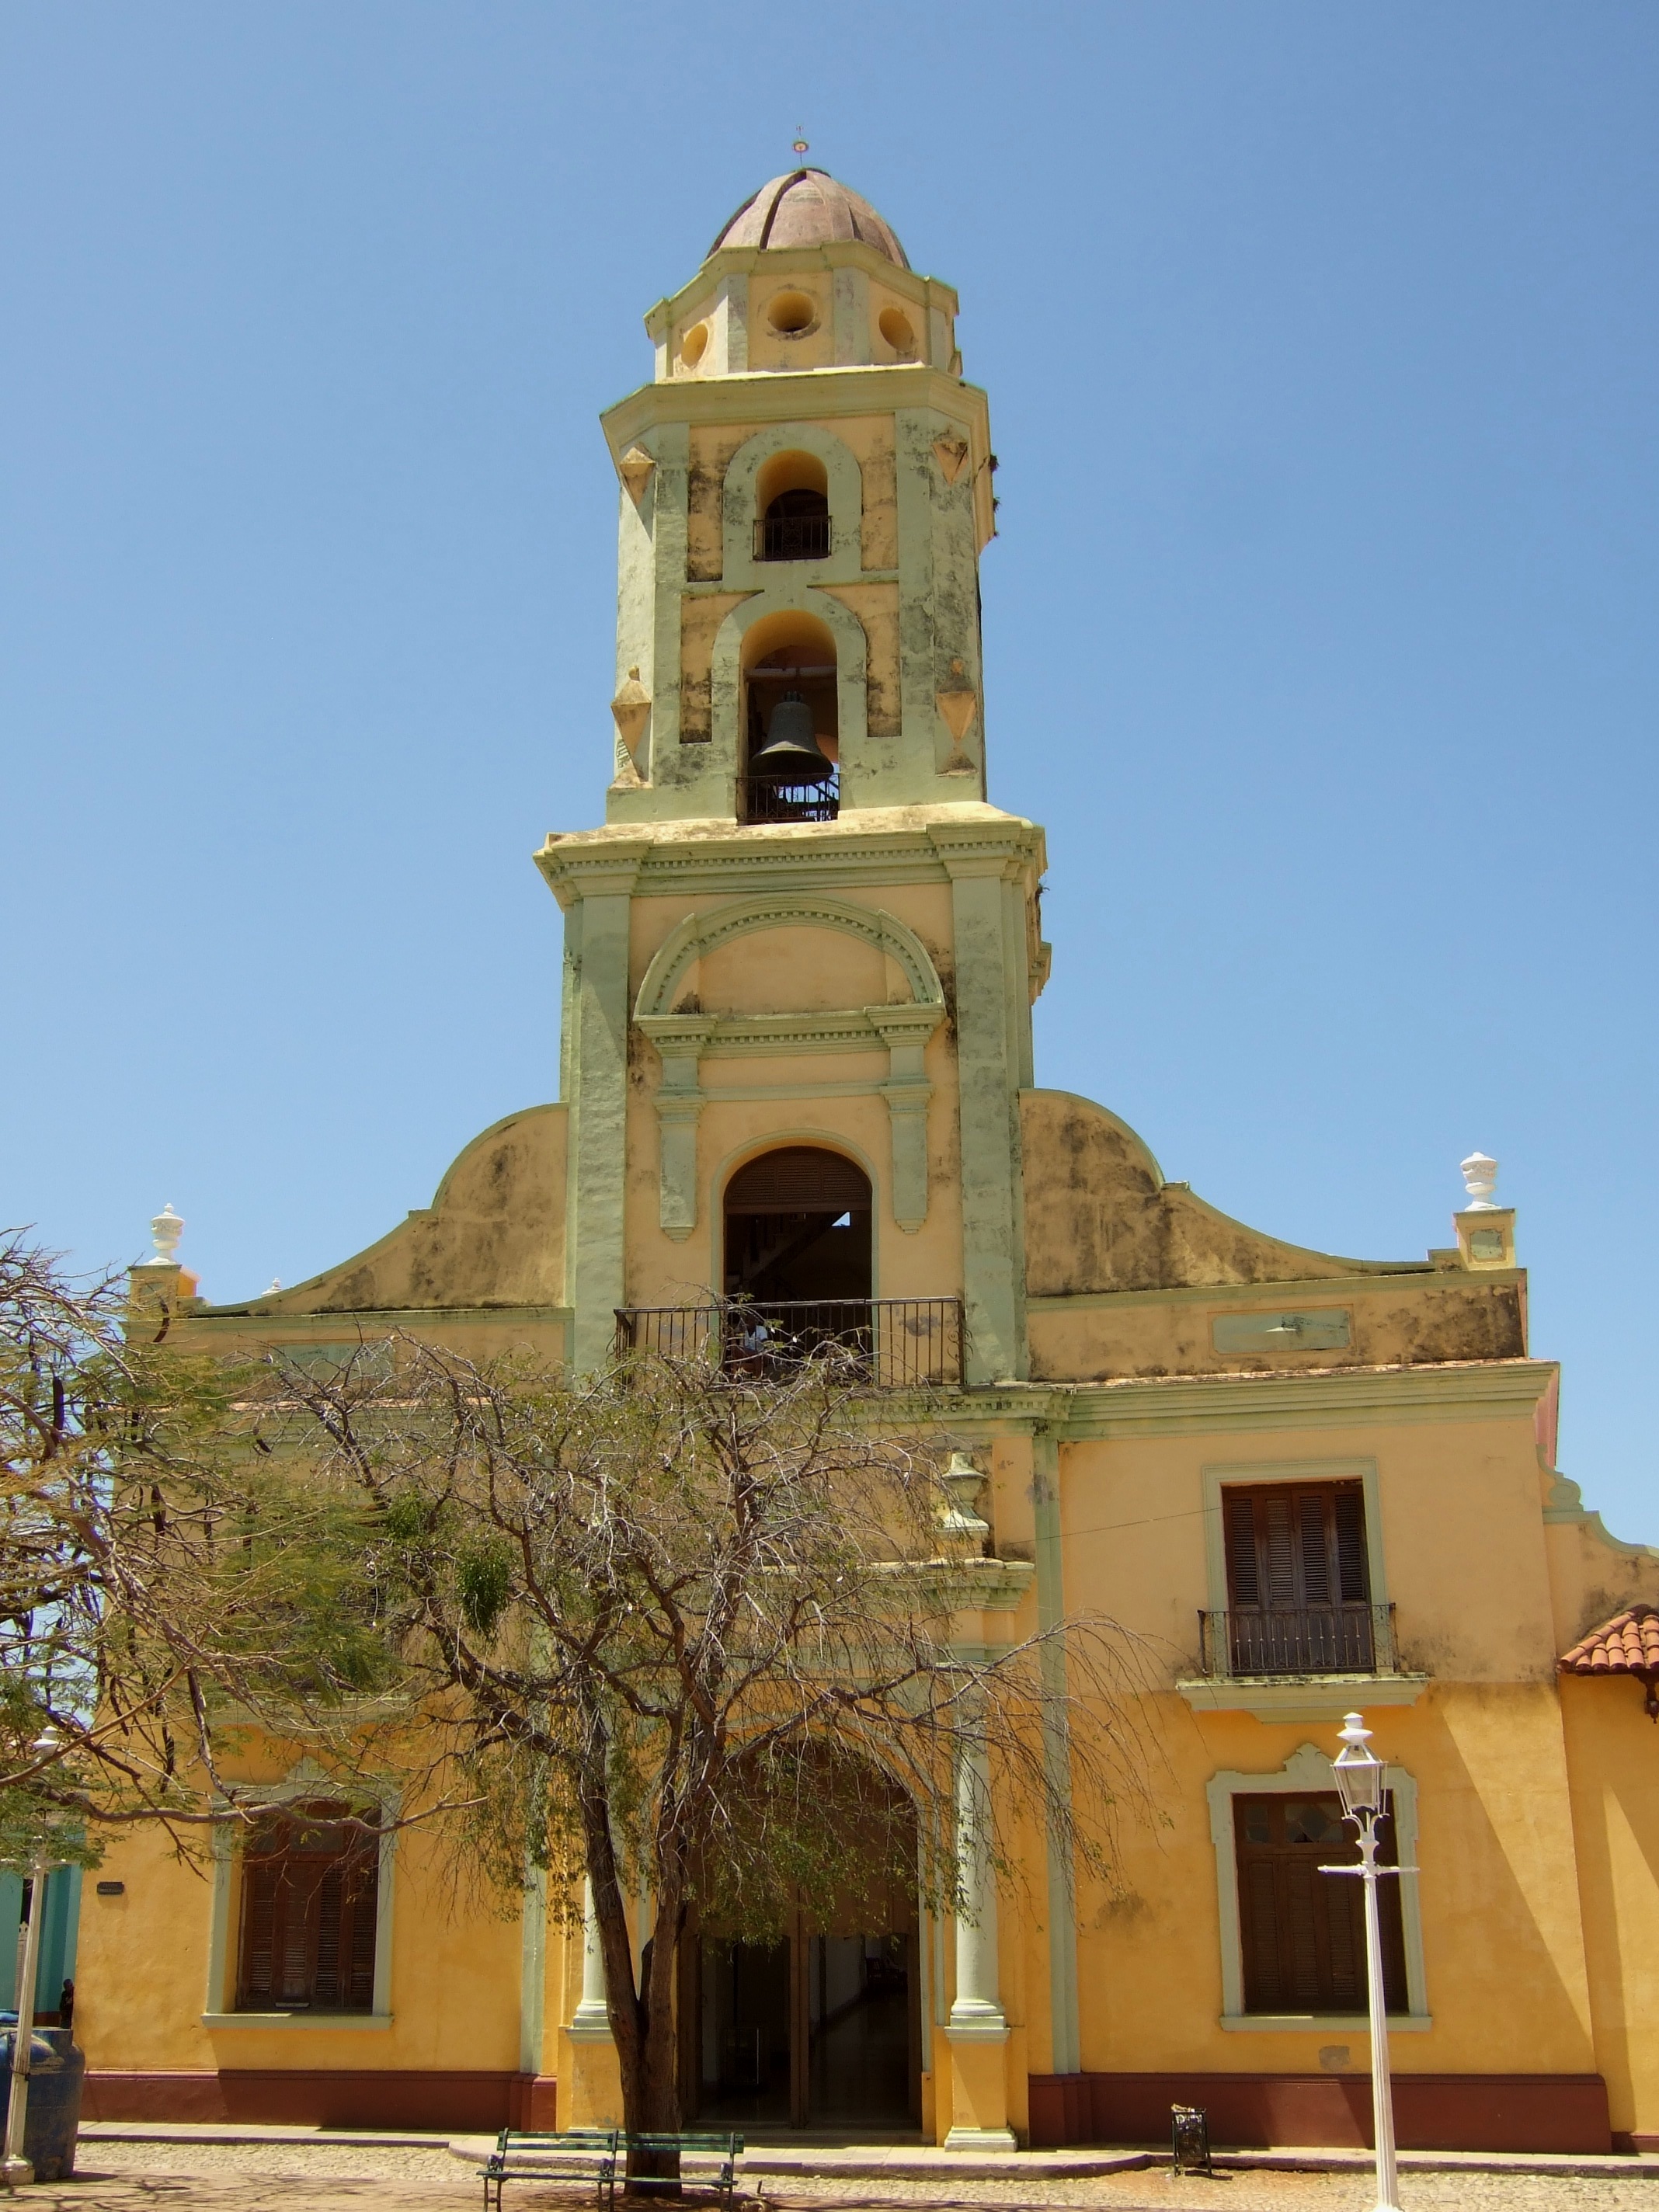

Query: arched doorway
[682,1759,920,2131]
[723,1146,872,1305]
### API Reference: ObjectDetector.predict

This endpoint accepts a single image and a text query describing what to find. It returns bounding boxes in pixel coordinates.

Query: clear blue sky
[4,3,1654,1539]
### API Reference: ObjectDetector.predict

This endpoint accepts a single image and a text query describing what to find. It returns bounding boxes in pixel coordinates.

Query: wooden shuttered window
[237,1801,380,2013]
[1234,1792,1408,2015]
[1222,1482,1374,1672]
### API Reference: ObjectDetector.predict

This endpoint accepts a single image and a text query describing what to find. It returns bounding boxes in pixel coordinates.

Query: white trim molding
[1205,1741,1430,2033]
[202,1758,399,2029]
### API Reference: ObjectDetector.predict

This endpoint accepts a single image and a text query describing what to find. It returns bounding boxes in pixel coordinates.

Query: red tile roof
[1560,1605,1659,1719]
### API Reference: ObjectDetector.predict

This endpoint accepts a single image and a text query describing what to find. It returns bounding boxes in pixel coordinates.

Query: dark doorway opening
[682,1759,920,2132]
[723,1147,871,1304]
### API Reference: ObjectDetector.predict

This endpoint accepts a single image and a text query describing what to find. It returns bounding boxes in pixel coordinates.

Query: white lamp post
[1327,1712,1407,2212]
[2,1849,50,2186]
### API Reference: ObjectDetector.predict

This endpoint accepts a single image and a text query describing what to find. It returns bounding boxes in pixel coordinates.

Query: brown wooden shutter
[1334,1487,1370,1602]
[1223,1490,1261,1608]
[1234,1793,1407,2015]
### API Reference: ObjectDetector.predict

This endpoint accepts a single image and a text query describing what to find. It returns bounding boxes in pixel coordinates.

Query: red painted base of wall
[82,2073,557,2132]
[1027,2073,1611,2155]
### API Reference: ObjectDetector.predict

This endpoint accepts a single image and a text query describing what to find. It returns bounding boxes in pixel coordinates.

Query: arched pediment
[635,895,943,1023]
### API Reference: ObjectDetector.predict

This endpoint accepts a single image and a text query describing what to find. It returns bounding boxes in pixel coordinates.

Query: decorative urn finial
[148,1203,184,1266]
[937,1451,991,1546]
[1459,1153,1499,1212]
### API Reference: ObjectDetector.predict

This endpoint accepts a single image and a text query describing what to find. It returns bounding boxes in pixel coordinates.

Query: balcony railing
[739,774,839,826]
[614,1299,963,1389]
[754,513,832,562]
[1197,1603,1399,1679]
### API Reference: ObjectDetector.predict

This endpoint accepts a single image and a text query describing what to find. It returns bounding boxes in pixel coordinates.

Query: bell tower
[539,169,1049,1382]
[600,168,995,819]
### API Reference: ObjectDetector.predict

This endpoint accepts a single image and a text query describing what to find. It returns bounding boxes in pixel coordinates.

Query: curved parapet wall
[1021,1090,1527,1383]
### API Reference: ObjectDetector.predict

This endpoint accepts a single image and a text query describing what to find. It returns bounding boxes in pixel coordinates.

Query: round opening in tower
[680,322,710,369]
[765,289,818,336]
[742,609,839,826]
[877,306,916,358]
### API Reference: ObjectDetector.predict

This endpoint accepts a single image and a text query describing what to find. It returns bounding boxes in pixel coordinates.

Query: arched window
[742,610,839,826]
[724,1146,871,1303]
[753,451,830,563]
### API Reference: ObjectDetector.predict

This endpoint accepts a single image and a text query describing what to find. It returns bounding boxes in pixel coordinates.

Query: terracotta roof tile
[1560,1605,1659,1718]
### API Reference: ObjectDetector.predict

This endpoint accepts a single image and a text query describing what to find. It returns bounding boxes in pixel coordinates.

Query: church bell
[750,690,834,779]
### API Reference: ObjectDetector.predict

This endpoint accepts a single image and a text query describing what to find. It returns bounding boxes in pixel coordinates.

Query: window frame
[1205,1741,1430,2033]
[1202,1457,1389,1618]
[203,1762,399,2030]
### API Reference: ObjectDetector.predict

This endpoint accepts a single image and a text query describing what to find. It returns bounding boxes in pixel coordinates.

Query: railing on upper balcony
[754,513,833,562]
[1197,1602,1399,1679]
[739,774,839,826]
[614,1299,963,1389]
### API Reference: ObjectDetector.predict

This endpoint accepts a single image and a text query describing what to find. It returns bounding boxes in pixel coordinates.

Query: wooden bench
[618,2133,743,2210]
[482,2129,617,2212]
[481,2129,742,2212]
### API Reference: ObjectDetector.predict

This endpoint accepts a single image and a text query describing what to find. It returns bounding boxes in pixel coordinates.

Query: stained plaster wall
[1069,1687,1597,2082]
[75,1814,541,2081]
[1021,1091,1525,1382]
[619,875,965,1307]
[1559,1678,1659,2138]
[1049,1400,1598,2080]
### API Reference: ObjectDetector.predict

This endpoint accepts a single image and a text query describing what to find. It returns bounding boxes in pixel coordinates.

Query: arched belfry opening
[742,610,839,826]
[754,450,831,564]
[723,1146,871,1305]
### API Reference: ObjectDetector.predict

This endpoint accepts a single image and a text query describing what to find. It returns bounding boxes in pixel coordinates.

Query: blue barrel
[0,2028,85,2181]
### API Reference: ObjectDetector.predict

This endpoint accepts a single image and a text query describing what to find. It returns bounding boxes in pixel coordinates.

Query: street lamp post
[1327,1711,1410,2212]
[2,1849,50,2187]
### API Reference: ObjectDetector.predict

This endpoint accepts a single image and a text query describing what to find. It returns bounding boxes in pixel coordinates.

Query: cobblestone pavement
[35,2144,1659,2212]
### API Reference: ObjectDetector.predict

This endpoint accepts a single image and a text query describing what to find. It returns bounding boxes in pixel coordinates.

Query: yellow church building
[79,166,1659,2157]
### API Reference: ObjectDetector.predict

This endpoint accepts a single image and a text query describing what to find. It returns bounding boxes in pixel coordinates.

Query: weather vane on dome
[792,127,809,157]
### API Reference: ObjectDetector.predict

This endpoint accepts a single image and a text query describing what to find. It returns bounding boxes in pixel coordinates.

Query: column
[936,840,1025,1384]
[944,1738,1017,2149]
[515,1867,557,2128]
[561,1878,623,2128]
[1033,1430,1080,2078]
[552,847,647,1375]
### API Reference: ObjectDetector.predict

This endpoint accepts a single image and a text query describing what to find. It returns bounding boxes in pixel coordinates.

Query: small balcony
[1200,1602,1399,1678]
[1179,1603,1427,1721]
[754,513,832,562]
[614,1298,962,1389]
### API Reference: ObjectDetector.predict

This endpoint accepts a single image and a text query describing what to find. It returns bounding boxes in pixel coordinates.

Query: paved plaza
[30,2140,1659,2212]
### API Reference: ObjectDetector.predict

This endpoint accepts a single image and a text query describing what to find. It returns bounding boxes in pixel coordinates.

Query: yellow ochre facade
[81,168,1659,2155]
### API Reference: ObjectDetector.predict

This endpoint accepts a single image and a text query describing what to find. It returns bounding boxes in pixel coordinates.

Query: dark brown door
[1234,1792,1407,2013]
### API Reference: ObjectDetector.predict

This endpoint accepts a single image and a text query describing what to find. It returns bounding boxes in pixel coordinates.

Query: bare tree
[0,1231,403,1862]
[256,1326,1160,2165]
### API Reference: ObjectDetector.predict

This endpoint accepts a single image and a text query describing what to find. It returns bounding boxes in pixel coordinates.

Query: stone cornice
[534,838,651,907]
[535,809,1045,902]
[1052,1358,1557,1438]
[601,363,989,461]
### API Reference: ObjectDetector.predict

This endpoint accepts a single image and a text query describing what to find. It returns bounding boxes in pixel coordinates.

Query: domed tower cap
[707,169,909,270]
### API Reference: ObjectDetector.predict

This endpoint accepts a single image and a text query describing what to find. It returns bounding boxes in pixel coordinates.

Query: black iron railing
[614,1299,963,1389]
[739,774,839,826]
[1198,1603,1398,1678]
[753,514,832,562]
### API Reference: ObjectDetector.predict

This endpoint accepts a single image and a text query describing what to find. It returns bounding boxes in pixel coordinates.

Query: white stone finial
[148,1203,184,1265]
[1459,1153,1499,1212]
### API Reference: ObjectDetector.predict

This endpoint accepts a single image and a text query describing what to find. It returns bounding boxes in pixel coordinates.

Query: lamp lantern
[1332,1709,1384,1821]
